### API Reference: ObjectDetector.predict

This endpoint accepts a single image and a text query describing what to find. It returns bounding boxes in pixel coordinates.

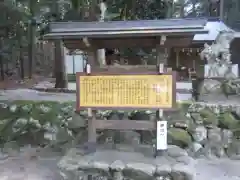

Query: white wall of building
[64,48,86,74]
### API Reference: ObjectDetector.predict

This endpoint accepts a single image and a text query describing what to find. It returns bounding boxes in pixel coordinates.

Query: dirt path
[1,89,240,108]
[0,89,76,102]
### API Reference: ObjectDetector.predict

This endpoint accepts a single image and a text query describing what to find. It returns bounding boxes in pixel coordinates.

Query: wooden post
[155,64,168,157]
[72,54,75,74]
[155,37,168,157]
[193,59,196,71]
[176,50,179,68]
[164,48,168,66]
[97,1,106,65]
[86,62,97,143]
[85,60,96,180]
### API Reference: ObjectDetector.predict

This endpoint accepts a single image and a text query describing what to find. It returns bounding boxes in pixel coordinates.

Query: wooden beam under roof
[63,36,194,49]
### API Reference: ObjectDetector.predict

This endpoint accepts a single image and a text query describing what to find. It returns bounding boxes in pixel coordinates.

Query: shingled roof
[43,18,208,39]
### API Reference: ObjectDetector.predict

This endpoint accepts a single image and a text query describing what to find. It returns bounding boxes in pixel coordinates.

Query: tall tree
[28,0,36,79]
[0,0,30,80]
[52,0,68,88]
[224,0,240,29]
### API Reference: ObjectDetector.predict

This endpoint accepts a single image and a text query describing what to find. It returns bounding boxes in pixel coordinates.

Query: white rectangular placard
[156,121,167,150]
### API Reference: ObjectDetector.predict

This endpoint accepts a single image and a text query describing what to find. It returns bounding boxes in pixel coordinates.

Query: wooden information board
[76,73,175,109]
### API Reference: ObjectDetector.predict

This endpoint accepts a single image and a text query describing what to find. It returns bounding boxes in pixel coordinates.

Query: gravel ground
[195,159,240,180]
[0,147,63,180]
[1,89,240,107]
[0,89,76,102]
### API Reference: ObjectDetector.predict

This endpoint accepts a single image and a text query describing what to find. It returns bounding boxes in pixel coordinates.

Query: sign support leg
[85,63,97,153]
[155,63,168,157]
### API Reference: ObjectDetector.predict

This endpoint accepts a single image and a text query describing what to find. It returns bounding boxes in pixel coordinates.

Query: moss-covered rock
[165,110,195,132]
[199,108,218,127]
[190,112,203,125]
[176,102,192,113]
[232,128,240,139]
[1,99,240,158]
[167,128,192,148]
[218,112,239,129]
[0,100,77,145]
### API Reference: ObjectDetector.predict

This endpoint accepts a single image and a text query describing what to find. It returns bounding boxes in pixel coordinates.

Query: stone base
[58,144,195,180]
[198,78,240,102]
[198,94,229,102]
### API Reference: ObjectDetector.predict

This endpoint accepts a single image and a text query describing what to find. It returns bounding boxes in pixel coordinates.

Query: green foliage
[107,0,167,20]
[176,102,192,112]
[30,101,60,124]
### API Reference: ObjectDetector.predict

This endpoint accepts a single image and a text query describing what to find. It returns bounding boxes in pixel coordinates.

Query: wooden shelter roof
[42,18,208,49]
[43,18,207,39]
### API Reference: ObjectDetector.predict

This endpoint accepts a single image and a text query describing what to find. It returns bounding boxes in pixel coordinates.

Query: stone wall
[0,100,239,159]
[0,101,77,150]
[168,104,240,159]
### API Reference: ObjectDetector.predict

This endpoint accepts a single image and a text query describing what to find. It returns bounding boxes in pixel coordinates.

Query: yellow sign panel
[78,75,174,108]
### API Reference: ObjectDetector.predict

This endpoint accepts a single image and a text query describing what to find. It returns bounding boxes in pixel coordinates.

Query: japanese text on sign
[78,74,173,108]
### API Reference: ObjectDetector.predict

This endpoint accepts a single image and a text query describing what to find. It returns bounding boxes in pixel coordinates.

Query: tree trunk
[0,38,4,81]
[204,0,210,16]
[166,1,173,18]
[19,43,24,80]
[180,1,185,18]
[54,40,67,88]
[192,0,196,17]
[89,0,98,21]
[219,0,224,21]
[53,0,68,88]
[28,23,34,79]
[28,0,36,79]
